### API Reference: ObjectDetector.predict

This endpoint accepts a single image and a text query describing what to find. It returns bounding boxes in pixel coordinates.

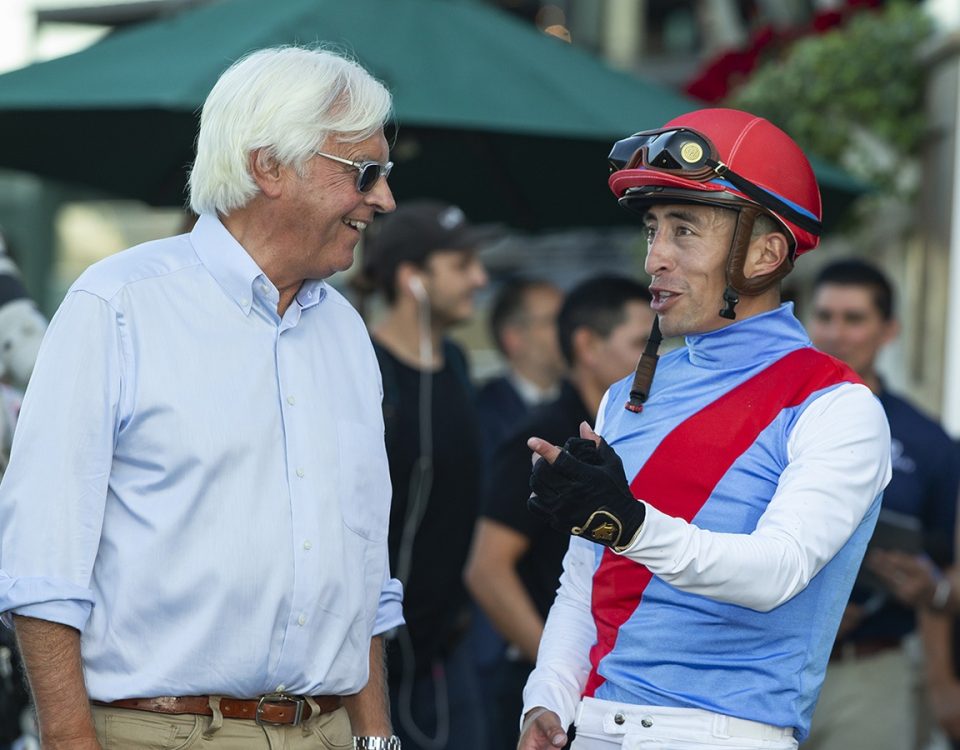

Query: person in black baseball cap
[361,199,497,310]
[365,199,492,750]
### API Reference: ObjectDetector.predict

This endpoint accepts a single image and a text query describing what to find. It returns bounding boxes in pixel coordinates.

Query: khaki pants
[91,698,352,750]
[805,646,914,750]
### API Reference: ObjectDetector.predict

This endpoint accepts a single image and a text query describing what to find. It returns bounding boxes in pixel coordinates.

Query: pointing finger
[528,436,562,465]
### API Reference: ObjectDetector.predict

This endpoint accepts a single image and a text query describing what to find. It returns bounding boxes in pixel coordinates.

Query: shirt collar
[190,214,327,315]
[296,278,327,311]
[684,303,811,370]
[508,370,562,406]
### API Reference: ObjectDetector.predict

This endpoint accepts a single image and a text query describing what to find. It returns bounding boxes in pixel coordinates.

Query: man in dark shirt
[464,275,653,750]
[806,258,960,750]
[476,278,566,465]
[470,277,566,719]
[362,200,490,750]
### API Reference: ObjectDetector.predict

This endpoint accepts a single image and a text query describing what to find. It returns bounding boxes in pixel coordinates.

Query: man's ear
[744,231,790,279]
[881,317,901,347]
[571,327,598,367]
[499,325,524,360]
[396,262,426,302]
[249,148,285,199]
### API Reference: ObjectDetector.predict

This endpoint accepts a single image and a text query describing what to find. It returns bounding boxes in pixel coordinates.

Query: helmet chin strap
[624,206,794,414]
[625,315,663,413]
[719,206,793,320]
[719,286,740,320]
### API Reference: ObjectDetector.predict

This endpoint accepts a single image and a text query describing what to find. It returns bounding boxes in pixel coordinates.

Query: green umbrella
[0,0,866,230]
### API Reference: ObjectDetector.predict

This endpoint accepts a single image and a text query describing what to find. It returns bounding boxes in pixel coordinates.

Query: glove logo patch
[592,522,619,542]
[572,510,623,547]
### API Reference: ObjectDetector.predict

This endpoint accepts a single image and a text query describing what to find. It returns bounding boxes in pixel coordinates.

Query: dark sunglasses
[608,128,821,237]
[313,150,393,193]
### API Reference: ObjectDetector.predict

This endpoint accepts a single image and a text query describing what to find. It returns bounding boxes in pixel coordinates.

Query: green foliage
[726,3,933,193]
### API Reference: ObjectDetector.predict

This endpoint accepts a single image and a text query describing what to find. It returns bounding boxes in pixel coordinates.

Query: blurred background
[0,0,958,433]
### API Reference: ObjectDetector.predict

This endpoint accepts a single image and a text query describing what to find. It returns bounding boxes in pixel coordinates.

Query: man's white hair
[188,46,392,216]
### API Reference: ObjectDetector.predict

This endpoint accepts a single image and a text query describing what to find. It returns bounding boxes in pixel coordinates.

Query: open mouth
[343,218,368,233]
[650,289,679,312]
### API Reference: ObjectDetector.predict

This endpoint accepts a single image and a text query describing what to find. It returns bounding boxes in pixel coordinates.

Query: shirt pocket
[337,419,391,541]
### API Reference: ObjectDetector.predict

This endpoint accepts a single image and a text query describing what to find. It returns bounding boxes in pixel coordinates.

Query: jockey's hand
[528,421,645,553]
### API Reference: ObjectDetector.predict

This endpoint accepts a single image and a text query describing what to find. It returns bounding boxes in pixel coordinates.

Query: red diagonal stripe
[583,347,860,696]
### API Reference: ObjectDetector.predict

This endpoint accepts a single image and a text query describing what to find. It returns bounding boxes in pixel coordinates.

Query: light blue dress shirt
[0,214,403,700]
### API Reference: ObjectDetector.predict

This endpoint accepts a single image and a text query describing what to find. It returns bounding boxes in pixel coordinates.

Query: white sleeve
[516,389,611,728]
[521,537,596,730]
[617,382,892,612]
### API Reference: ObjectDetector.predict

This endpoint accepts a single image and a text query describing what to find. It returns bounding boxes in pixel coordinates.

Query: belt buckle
[255,692,305,726]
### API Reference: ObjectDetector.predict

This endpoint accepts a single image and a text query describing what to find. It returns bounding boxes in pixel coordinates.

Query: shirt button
[287,395,296,406]
[276,684,286,692]
[296,468,305,478]
[303,540,312,550]
[614,712,626,726]
[297,614,306,626]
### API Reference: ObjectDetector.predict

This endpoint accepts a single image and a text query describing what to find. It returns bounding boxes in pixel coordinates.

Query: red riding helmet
[611,110,824,413]
[608,108,822,258]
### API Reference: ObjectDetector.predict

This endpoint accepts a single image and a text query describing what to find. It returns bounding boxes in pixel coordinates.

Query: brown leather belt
[829,637,902,663]
[93,694,342,726]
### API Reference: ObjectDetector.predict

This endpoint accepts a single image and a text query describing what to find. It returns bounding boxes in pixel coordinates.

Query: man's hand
[518,707,567,749]
[527,422,645,552]
[867,550,939,608]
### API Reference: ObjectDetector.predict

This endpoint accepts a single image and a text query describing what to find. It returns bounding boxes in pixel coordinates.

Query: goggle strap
[707,159,821,237]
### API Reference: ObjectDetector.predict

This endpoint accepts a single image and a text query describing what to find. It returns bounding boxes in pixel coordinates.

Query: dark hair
[489,278,557,356]
[558,275,652,366]
[813,259,894,321]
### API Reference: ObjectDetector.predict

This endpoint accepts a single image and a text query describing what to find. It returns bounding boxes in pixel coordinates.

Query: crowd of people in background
[0,45,959,750]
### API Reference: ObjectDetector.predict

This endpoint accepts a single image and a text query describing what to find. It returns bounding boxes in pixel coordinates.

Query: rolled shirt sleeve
[373,574,404,636]
[0,290,123,631]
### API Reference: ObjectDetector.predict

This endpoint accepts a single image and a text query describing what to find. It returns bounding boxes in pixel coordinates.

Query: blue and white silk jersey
[523,304,891,742]
[0,214,403,700]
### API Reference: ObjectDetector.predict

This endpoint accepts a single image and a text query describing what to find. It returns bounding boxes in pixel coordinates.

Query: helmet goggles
[608,127,821,238]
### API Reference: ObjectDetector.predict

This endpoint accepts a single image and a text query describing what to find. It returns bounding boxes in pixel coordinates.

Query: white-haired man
[0,47,402,750]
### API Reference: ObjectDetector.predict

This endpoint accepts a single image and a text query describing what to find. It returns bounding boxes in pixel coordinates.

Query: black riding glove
[528,436,646,552]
